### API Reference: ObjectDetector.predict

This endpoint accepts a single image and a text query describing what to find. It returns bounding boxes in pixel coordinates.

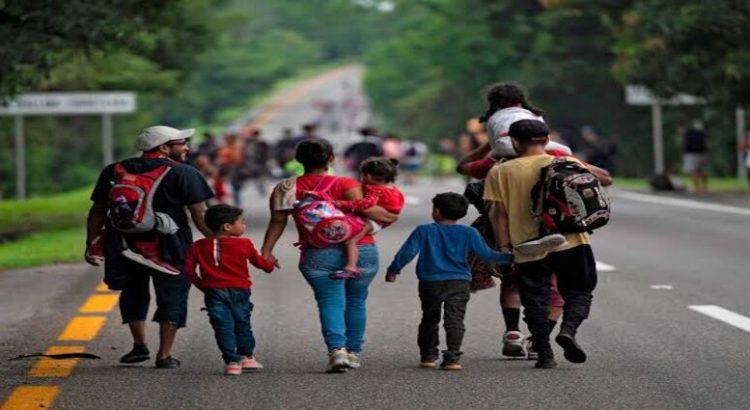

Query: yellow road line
[28,346,86,378]
[1,386,59,410]
[95,282,112,292]
[57,316,106,341]
[78,294,119,313]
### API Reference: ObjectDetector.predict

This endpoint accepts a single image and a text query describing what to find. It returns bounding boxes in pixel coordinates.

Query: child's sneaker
[534,351,557,369]
[225,362,242,375]
[419,359,438,368]
[514,233,567,255]
[347,352,361,369]
[440,360,463,371]
[329,268,362,280]
[326,348,350,373]
[240,356,264,370]
[502,331,526,358]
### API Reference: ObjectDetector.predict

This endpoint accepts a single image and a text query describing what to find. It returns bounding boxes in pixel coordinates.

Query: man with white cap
[85,125,214,369]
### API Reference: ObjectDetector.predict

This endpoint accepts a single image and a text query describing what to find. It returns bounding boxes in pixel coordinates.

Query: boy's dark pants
[204,288,255,364]
[418,280,470,362]
[514,245,597,353]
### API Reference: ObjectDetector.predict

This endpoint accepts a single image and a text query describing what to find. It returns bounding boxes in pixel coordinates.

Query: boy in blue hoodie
[386,192,512,370]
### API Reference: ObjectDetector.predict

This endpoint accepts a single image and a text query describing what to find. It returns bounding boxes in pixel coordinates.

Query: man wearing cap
[85,125,214,369]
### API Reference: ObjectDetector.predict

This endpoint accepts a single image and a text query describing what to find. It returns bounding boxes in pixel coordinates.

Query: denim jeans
[299,244,379,353]
[204,288,255,364]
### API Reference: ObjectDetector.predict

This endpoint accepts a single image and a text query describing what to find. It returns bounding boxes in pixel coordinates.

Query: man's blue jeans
[299,244,379,353]
[204,288,255,364]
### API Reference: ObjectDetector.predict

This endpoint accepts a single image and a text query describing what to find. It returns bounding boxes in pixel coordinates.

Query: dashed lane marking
[28,346,86,378]
[78,294,119,313]
[689,305,750,333]
[0,386,59,410]
[95,282,112,292]
[57,316,106,341]
[596,261,615,272]
[615,191,750,217]
[650,285,673,290]
[404,195,422,205]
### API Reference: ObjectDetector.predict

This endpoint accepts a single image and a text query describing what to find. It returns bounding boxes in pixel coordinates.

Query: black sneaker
[155,356,181,369]
[119,344,150,364]
[534,351,557,369]
[555,332,587,363]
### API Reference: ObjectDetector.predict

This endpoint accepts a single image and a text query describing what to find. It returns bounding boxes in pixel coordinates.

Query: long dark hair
[479,82,543,123]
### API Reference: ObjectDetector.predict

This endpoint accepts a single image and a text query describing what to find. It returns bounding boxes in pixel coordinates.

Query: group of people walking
[84,82,611,374]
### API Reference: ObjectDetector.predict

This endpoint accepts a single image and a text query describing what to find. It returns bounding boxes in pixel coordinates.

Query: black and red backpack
[108,161,173,234]
[531,159,610,234]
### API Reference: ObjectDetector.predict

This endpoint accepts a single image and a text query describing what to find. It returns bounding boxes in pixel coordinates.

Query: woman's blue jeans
[299,244,379,353]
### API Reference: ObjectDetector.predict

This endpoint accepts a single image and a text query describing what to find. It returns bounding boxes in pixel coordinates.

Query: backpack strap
[311,175,338,195]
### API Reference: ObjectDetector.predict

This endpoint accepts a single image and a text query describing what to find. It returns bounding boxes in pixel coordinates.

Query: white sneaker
[326,348,350,373]
[525,339,539,360]
[502,331,526,358]
[347,352,361,369]
[514,234,567,255]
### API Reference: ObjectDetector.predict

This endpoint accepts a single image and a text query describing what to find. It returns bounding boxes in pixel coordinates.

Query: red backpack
[108,161,173,234]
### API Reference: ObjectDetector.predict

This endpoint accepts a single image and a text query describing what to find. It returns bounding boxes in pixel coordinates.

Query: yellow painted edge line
[78,294,119,313]
[57,316,106,341]
[95,282,111,292]
[28,346,86,378]
[1,385,59,410]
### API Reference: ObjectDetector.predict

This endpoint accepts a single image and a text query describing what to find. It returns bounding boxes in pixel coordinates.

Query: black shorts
[118,260,191,327]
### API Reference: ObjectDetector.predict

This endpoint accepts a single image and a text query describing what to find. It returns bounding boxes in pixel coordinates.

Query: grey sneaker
[514,234,567,255]
[347,352,361,369]
[326,348,350,373]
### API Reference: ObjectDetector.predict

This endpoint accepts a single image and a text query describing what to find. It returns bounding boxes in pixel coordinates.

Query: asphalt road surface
[1,68,749,410]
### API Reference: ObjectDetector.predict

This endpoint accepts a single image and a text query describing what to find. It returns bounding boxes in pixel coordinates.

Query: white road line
[689,305,750,333]
[404,195,422,205]
[650,285,673,290]
[596,261,616,272]
[614,191,750,217]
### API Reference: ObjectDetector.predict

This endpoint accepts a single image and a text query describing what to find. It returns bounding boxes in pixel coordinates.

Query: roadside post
[0,92,136,199]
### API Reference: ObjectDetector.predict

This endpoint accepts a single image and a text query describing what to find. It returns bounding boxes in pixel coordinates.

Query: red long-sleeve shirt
[185,236,274,290]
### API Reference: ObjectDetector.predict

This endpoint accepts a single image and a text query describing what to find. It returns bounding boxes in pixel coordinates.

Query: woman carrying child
[260,139,399,373]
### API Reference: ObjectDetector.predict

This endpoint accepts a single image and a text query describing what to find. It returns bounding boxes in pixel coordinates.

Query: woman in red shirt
[260,139,398,373]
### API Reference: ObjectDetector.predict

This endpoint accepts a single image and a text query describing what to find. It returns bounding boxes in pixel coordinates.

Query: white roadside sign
[0,92,136,115]
[3,91,137,200]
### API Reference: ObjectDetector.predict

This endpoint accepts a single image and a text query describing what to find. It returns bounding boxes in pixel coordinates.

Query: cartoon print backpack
[531,158,610,234]
[292,176,358,248]
[108,161,173,234]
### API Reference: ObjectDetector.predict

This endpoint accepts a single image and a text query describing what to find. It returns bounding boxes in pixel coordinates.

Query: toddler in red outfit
[332,157,405,279]
[185,204,277,375]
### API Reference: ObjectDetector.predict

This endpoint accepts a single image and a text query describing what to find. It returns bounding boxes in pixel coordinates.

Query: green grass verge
[0,227,85,270]
[613,176,748,192]
[0,187,90,242]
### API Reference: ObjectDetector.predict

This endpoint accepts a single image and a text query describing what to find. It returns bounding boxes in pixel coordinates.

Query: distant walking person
[681,120,709,193]
[85,125,214,369]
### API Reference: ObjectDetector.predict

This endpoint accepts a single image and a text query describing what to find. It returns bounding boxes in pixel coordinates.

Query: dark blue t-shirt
[91,157,214,276]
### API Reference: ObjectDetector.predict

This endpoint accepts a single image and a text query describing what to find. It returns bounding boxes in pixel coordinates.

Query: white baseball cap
[135,125,195,151]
